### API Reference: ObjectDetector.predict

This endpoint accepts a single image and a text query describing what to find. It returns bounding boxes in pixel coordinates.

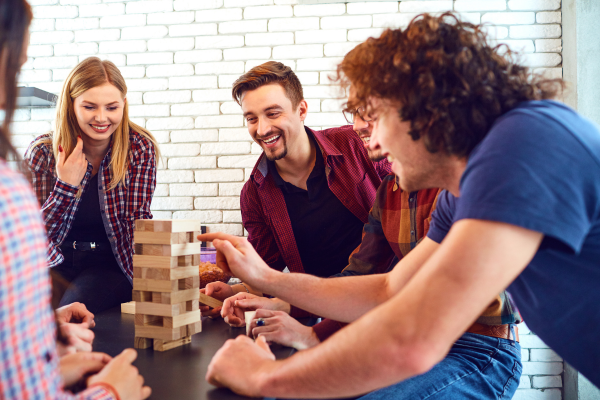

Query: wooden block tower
[132,219,203,351]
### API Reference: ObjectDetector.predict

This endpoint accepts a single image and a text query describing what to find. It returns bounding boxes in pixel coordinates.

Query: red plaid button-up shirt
[241,125,391,279]
[25,131,157,282]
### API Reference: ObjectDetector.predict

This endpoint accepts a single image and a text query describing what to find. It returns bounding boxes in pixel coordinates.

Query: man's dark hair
[232,61,304,109]
[0,0,32,162]
[338,13,564,158]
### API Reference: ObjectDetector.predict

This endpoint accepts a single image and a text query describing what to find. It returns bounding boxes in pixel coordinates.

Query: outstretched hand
[196,233,276,292]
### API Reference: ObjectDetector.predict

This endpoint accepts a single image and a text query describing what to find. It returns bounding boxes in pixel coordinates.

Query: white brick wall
[18,3,564,395]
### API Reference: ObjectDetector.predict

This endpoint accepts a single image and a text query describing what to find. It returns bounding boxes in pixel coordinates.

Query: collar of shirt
[267,130,325,196]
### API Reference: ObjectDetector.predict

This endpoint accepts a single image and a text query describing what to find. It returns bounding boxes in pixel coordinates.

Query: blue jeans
[358,331,522,400]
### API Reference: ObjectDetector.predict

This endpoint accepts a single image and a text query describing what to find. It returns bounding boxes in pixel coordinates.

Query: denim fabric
[359,331,522,400]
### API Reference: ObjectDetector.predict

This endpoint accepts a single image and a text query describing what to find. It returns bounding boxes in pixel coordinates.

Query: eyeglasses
[343,107,373,124]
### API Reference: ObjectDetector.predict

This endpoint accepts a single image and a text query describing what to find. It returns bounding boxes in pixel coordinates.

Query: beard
[368,149,385,162]
[260,129,288,161]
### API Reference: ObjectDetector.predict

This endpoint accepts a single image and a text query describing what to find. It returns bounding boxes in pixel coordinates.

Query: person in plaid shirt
[0,1,150,398]
[25,58,159,313]
[201,62,390,318]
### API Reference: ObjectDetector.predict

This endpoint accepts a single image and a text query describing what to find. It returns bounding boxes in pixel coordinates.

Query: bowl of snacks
[199,248,231,289]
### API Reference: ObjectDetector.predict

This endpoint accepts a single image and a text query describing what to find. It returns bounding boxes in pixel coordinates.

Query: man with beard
[201,61,390,316]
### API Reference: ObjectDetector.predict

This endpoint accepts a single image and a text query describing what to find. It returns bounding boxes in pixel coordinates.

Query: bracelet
[89,382,121,400]
[239,282,249,293]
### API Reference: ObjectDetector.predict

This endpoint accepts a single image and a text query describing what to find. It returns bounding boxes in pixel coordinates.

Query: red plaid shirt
[241,125,391,278]
[25,131,157,282]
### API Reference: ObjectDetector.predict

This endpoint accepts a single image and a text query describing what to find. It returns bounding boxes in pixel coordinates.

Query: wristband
[239,282,250,293]
[89,382,121,400]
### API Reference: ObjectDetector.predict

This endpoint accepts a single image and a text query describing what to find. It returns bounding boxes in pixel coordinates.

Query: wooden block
[135,314,163,327]
[135,325,187,341]
[199,293,223,309]
[186,299,199,312]
[135,301,187,317]
[163,310,201,329]
[179,275,200,290]
[134,337,153,349]
[134,231,188,245]
[135,219,201,233]
[187,321,202,336]
[158,288,200,304]
[133,265,198,281]
[121,301,136,314]
[132,290,152,302]
[245,311,256,336]
[135,243,201,257]
[133,255,196,269]
[153,336,191,352]
[133,278,178,293]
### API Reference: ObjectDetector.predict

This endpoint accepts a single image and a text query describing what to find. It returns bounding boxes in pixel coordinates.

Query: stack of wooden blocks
[132,219,203,351]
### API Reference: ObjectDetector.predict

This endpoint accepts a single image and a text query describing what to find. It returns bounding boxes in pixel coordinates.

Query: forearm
[262,271,388,322]
[257,297,436,398]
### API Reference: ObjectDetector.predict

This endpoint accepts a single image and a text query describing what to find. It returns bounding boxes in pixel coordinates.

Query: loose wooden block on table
[199,293,223,309]
[134,337,153,349]
[135,219,201,233]
[245,311,256,336]
[121,301,136,314]
[135,242,201,257]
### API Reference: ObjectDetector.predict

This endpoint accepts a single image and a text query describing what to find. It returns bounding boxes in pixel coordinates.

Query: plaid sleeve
[0,162,116,400]
[126,137,157,223]
[342,179,396,276]
[240,181,287,271]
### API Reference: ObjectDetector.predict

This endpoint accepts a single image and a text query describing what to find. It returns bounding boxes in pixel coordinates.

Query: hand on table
[59,352,111,388]
[56,302,95,326]
[200,281,235,318]
[206,335,276,397]
[250,309,320,351]
[88,349,151,400]
[221,292,290,327]
[56,135,88,188]
[59,322,95,354]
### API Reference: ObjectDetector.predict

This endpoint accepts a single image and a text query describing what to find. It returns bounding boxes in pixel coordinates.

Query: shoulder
[128,130,157,164]
[318,125,362,146]
[25,133,54,170]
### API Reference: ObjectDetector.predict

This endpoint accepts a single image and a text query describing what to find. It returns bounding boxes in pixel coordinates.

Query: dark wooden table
[92,306,316,400]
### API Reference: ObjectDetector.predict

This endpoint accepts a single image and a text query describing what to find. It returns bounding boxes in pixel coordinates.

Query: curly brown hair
[232,61,304,109]
[337,13,563,158]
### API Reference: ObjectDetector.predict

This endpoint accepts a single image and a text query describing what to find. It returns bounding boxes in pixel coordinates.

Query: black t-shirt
[64,173,110,243]
[268,134,364,278]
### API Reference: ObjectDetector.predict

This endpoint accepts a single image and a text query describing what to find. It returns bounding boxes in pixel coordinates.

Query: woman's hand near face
[56,136,88,187]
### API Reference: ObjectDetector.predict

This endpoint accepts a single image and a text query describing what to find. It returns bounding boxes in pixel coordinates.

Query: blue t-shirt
[427,100,600,385]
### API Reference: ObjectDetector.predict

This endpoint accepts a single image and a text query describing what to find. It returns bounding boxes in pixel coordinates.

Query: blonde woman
[26,57,159,313]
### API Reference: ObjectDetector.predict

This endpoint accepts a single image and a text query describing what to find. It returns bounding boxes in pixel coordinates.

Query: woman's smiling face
[73,82,125,142]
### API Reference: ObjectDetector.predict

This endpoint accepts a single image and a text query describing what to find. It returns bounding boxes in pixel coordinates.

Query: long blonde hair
[41,57,160,190]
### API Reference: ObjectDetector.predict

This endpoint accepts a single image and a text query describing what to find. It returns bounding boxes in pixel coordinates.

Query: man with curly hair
[199,13,600,398]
